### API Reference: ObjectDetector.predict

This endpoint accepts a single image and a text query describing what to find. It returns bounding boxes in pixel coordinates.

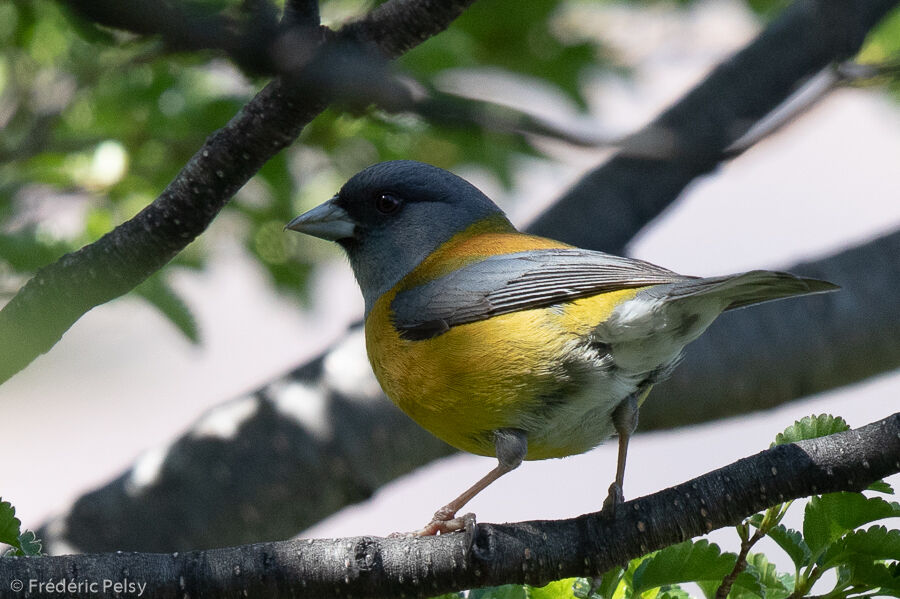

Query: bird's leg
[413,429,527,536]
[602,393,640,515]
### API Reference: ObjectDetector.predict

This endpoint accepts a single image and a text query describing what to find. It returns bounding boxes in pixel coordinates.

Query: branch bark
[0,0,477,386]
[10,414,900,598]
[527,0,900,253]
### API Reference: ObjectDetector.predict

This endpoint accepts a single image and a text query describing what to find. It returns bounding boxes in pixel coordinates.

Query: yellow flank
[365,222,645,459]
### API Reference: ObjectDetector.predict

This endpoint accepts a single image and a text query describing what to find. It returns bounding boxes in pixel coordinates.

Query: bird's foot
[389,512,476,537]
[601,482,624,516]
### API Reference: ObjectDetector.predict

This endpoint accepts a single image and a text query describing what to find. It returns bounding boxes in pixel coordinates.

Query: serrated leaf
[869,481,895,494]
[528,578,578,599]
[773,414,849,446]
[696,553,790,599]
[804,493,900,557]
[840,558,900,594]
[0,498,39,556]
[469,585,528,599]
[632,540,737,593]
[134,273,199,344]
[0,499,23,547]
[819,525,900,569]
[699,571,763,599]
[749,519,811,569]
[743,553,791,599]
[726,570,765,599]
[14,530,42,557]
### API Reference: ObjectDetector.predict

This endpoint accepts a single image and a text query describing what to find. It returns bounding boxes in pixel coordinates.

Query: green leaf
[842,525,900,558]
[470,585,528,599]
[657,587,691,599]
[0,499,22,547]
[728,570,765,599]
[528,578,579,598]
[590,568,623,599]
[869,481,895,495]
[402,0,597,106]
[14,530,42,557]
[748,516,811,569]
[696,570,764,599]
[0,498,41,557]
[858,6,900,64]
[838,558,900,595]
[632,540,736,593]
[695,579,718,598]
[773,414,849,446]
[134,272,200,344]
[428,594,464,599]
[695,553,790,599]
[803,493,900,557]
[743,553,791,599]
[743,0,791,18]
[819,525,900,569]
[0,230,71,272]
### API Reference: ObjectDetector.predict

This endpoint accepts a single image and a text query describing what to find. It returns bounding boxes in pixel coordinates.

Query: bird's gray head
[286,160,512,313]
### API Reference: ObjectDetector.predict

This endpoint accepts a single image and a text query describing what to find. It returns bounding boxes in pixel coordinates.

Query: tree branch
[527,0,900,252]
[0,0,477,386]
[58,0,284,75]
[9,414,900,598]
[341,0,477,59]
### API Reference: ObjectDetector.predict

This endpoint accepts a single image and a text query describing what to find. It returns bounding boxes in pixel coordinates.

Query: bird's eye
[375,193,402,215]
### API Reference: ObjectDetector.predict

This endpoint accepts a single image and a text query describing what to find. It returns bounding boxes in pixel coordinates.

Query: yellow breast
[364,227,643,459]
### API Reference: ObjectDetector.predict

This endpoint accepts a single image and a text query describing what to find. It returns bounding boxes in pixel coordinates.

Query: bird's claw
[389,512,476,537]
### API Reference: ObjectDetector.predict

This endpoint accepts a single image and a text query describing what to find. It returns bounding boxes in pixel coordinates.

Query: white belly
[521,292,721,459]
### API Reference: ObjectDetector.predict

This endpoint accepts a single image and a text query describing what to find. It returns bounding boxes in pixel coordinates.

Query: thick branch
[10,414,900,598]
[341,0,477,59]
[0,0,476,385]
[527,0,900,251]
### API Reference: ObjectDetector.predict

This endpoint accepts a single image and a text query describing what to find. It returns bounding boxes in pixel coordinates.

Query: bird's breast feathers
[364,230,677,460]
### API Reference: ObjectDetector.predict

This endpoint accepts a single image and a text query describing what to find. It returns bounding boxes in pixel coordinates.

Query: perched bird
[287,160,837,535]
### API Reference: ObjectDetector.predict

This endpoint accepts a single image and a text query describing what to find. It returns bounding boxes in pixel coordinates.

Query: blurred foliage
[0,497,42,557]
[857,6,900,99]
[0,0,608,340]
[0,0,898,342]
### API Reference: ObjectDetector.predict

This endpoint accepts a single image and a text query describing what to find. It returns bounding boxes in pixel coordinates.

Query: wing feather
[391,248,692,339]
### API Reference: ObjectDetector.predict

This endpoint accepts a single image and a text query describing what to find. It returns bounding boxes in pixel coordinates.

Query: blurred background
[1,0,898,577]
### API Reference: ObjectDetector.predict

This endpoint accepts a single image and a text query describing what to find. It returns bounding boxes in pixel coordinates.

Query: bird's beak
[285,197,356,241]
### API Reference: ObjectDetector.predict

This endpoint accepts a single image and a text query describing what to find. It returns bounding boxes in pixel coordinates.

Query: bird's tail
[663,270,839,311]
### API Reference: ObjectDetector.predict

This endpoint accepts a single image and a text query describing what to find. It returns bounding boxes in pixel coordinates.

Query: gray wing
[391,248,693,340]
